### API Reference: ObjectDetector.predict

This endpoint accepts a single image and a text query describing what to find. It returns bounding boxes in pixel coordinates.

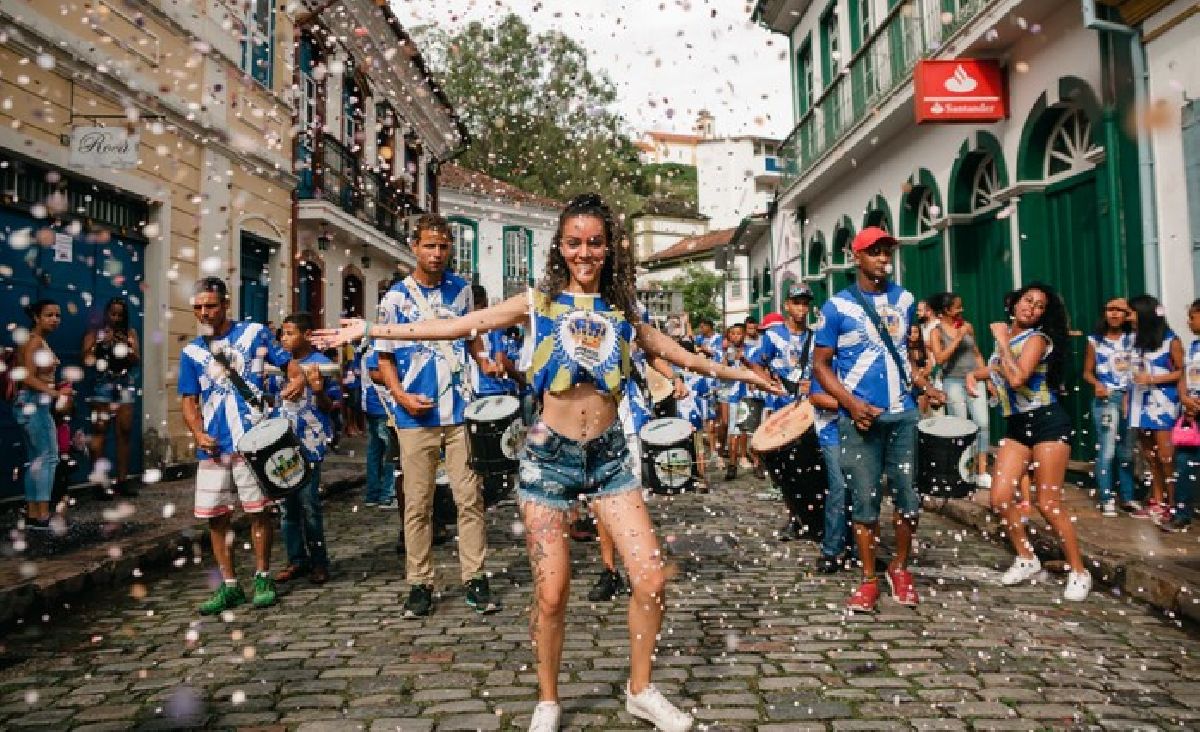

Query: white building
[293,1,465,323]
[751,0,1193,461]
[438,164,560,304]
[640,227,751,328]
[629,202,710,263]
[635,130,706,166]
[696,136,783,229]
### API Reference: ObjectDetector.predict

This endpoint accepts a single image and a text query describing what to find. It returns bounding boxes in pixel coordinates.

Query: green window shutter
[524,227,534,285]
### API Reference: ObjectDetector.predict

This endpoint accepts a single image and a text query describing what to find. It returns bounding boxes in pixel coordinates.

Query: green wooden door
[1036,173,1104,460]
[900,235,947,304]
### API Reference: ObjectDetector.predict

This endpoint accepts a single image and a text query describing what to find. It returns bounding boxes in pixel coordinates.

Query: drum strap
[205,340,266,414]
[848,286,913,393]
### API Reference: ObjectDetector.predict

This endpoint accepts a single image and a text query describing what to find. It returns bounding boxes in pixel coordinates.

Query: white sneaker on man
[626,683,693,732]
[1000,556,1042,586]
[1064,570,1092,602]
[1101,500,1118,517]
[528,701,561,732]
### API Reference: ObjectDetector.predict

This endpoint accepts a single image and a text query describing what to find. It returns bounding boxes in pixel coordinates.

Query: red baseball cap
[852,226,898,252]
[761,312,784,328]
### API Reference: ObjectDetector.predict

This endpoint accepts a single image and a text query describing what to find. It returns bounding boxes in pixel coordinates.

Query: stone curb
[0,473,366,629]
[931,497,1200,625]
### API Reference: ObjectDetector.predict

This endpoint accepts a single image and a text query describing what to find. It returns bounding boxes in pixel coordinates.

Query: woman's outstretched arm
[314,293,528,349]
[636,322,782,394]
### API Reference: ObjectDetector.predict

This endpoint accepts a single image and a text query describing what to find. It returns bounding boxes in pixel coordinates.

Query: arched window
[914,188,938,236]
[831,223,854,266]
[342,272,364,318]
[972,154,999,211]
[806,235,826,277]
[297,259,323,321]
[448,217,477,279]
[1045,106,1097,178]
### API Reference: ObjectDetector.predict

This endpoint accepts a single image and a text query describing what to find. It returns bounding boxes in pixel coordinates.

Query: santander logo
[943,64,979,94]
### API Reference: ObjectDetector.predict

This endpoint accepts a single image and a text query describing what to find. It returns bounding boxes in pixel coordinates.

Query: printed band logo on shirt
[876,305,904,340]
[559,310,617,372]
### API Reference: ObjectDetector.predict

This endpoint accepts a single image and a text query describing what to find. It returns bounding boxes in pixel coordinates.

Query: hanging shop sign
[914,60,1008,124]
[68,126,140,169]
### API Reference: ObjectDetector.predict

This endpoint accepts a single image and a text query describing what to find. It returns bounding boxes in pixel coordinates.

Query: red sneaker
[886,568,919,607]
[847,580,881,613]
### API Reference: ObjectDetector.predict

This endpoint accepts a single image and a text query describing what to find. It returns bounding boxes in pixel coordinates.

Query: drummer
[812,227,945,613]
[750,284,817,539]
[693,318,723,468]
[718,323,752,481]
[179,277,304,615]
[470,284,523,399]
[314,192,776,732]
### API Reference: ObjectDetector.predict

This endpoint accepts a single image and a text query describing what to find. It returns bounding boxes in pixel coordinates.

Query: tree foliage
[413,15,646,214]
[666,264,723,327]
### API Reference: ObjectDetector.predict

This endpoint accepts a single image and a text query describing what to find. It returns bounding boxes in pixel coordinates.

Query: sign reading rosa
[914,59,1008,124]
[68,126,140,169]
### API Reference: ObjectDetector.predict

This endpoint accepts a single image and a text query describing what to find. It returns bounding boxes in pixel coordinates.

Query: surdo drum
[639,417,698,494]
[750,401,826,538]
[917,416,979,499]
[465,395,524,507]
[236,417,311,500]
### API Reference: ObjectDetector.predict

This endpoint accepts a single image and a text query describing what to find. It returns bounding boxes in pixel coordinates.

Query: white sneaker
[626,683,693,732]
[1101,500,1118,517]
[1064,570,1092,601]
[975,473,992,489]
[529,701,561,732]
[1000,556,1042,586]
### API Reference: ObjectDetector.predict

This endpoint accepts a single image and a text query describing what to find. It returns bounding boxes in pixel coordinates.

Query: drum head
[237,418,289,451]
[749,401,815,453]
[645,368,674,404]
[918,416,979,439]
[639,417,694,446]
[466,395,520,421]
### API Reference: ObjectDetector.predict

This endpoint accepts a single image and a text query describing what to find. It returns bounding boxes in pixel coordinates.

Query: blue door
[0,210,146,499]
[239,233,271,324]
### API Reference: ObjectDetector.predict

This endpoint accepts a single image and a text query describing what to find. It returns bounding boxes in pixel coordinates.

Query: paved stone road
[1,475,1198,731]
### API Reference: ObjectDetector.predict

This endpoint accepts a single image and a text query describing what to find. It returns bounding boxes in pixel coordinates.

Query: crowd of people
[9,192,1200,732]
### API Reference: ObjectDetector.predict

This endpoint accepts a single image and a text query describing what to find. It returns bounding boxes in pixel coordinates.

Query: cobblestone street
[1,475,1199,731]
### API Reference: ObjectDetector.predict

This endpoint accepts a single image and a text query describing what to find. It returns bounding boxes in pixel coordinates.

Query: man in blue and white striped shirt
[375,214,501,618]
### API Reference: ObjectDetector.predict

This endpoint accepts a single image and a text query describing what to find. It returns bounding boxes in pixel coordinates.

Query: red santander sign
[914,59,1008,124]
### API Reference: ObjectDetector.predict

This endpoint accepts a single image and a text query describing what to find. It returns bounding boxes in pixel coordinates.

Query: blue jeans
[517,420,641,510]
[820,443,852,558]
[13,393,58,503]
[280,465,329,569]
[943,377,989,453]
[839,409,920,524]
[1092,394,1135,504]
[364,414,396,504]
[1174,446,1199,521]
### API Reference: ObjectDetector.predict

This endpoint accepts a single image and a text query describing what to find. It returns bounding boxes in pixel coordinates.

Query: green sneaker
[252,574,278,609]
[198,583,246,615]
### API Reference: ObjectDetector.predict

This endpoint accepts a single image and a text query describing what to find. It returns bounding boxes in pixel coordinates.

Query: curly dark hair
[537,193,638,323]
[928,291,960,317]
[1006,281,1070,392]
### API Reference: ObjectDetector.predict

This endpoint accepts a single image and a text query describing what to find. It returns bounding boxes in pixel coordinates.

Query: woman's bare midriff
[539,382,619,442]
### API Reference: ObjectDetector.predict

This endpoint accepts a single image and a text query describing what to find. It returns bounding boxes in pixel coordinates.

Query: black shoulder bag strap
[798,330,814,377]
[206,339,266,413]
[846,286,914,393]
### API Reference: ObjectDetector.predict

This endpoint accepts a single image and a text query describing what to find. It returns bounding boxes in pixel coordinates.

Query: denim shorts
[517,420,641,510]
[91,376,137,406]
[1003,403,1072,448]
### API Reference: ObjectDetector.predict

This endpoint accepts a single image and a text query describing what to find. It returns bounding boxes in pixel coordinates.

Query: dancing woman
[979,283,1091,601]
[316,193,777,732]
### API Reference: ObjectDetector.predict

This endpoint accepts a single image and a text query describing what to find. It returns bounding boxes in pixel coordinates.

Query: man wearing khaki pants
[377,214,501,617]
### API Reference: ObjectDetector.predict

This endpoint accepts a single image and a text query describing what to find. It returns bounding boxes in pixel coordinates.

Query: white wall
[630,215,710,262]
[696,139,776,229]
[1145,3,1200,330]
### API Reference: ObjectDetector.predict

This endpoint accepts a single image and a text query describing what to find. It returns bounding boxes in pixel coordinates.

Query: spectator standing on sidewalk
[1083,297,1138,516]
[982,282,1091,602]
[13,299,70,529]
[1128,294,1183,523]
[272,313,340,586]
[1168,299,1200,533]
[928,292,991,486]
[81,296,140,500]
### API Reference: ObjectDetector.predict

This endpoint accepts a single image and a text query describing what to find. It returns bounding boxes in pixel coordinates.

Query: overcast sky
[390,0,794,140]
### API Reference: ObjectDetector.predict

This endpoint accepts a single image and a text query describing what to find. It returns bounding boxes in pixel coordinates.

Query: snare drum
[750,402,826,538]
[639,417,698,495]
[465,395,525,479]
[236,418,311,500]
[738,397,766,433]
[917,416,979,498]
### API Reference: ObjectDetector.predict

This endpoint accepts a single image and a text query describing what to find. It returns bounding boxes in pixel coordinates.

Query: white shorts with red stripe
[194,455,269,518]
